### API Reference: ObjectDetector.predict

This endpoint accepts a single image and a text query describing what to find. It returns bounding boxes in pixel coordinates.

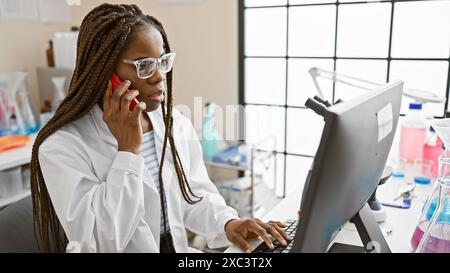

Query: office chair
[0,196,40,252]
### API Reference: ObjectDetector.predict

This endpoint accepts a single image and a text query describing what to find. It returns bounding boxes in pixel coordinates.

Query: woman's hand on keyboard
[225,218,293,253]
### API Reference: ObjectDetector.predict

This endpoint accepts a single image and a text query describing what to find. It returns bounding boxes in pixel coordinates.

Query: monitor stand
[328,203,392,253]
[368,166,392,222]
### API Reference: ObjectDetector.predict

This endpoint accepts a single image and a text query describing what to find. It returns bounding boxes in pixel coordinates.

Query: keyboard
[252,219,297,253]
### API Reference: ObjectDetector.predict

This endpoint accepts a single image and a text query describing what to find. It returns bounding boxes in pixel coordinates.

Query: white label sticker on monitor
[377,103,393,142]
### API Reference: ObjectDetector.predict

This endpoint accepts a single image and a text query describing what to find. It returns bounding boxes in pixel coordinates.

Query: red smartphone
[111,73,139,112]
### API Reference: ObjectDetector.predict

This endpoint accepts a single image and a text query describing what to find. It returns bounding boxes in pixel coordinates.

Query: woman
[31,3,290,253]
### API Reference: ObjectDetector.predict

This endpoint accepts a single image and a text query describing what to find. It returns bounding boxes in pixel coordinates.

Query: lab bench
[0,139,34,208]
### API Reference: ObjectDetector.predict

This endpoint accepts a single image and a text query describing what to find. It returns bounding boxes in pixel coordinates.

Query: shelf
[0,188,31,208]
[0,138,34,172]
[0,137,34,209]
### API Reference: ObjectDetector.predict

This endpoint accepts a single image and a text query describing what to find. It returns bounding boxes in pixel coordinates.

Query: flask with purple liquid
[411,118,450,253]
[410,177,450,253]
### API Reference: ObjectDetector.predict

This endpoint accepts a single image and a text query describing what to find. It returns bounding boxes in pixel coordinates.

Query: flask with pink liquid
[423,126,444,178]
[411,177,450,253]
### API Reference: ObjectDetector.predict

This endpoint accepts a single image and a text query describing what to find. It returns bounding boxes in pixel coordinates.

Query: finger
[112,80,131,111]
[251,224,274,249]
[268,221,290,240]
[270,223,292,241]
[234,235,252,254]
[269,221,286,228]
[121,90,139,115]
[260,222,287,246]
[131,101,146,120]
[103,80,112,116]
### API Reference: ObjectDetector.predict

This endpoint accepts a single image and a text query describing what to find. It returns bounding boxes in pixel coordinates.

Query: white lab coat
[38,105,239,253]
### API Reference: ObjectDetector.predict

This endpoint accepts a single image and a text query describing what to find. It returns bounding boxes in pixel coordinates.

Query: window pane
[245,8,287,56]
[289,0,336,5]
[289,5,336,57]
[286,155,313,197]
[337,3,391,58]
[287,108,325,156]
[245,105,286,152]
[245,58,286,105]
[390,61,449,117]
[392,1,450,59]
[259,153,286,198]
[335,59,388,102]
[274,154,286,197]
[288,58,335,106]
[245,0,287,7]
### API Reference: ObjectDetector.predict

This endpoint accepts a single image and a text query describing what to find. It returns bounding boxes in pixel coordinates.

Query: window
[240,0,450,197]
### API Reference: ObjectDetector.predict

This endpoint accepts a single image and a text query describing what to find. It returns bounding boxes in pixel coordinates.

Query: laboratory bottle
[399,102,427,163]
[202,102,219,161]
[423,126,444,178]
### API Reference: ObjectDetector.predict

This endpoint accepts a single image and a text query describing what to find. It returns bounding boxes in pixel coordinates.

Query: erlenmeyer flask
[412,177,450,253]
[409,120,450,252]
[433,118,450,180]
[439,149,450,179]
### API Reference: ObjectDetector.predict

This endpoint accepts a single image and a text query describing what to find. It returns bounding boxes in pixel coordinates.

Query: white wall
[0,0,239,120]
[0,21,71,113]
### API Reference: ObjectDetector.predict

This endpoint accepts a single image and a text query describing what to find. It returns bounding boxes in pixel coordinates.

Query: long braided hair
[30,3,202,253]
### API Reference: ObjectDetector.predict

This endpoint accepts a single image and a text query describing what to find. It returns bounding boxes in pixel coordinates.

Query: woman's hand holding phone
[102,79,146,155]
[111,73,139,112]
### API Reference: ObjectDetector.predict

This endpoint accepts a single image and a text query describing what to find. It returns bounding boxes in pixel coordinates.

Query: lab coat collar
[90,105,117,147]
[90,105,174,193]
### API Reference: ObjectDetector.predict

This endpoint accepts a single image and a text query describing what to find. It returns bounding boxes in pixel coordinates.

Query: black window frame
[239,0,450,198]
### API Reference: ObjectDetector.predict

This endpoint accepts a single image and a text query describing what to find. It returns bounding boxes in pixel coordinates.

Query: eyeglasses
[122,52,176,80]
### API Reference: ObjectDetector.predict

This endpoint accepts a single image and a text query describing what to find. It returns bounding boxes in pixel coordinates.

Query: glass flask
[411,177,450,253]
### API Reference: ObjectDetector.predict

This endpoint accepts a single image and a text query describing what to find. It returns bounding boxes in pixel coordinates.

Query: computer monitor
[291,80,404,253]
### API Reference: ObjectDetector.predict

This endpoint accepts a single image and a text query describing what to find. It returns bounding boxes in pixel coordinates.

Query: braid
[136,15,204,248]
[146,15,203,205]
[31,3,201,253]
[31,3,147,253]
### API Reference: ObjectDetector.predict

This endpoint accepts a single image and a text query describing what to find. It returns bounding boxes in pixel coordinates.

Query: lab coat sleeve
[181,120,240,249]
[38,133,156,253]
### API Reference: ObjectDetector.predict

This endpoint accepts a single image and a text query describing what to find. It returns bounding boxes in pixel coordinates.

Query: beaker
[413,158,433,186]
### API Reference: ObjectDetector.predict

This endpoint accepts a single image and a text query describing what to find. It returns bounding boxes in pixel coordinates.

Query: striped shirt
[139,131,170,235]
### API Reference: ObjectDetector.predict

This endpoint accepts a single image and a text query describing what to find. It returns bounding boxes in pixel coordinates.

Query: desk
[225,174,433,253]
[0,140,33,172]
